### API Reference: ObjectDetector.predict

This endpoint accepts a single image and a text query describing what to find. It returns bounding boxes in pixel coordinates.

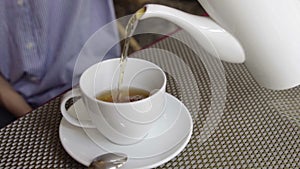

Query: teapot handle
[140,4,245,63]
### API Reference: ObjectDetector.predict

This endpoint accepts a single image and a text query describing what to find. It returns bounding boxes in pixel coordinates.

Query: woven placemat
[1,30,299,168]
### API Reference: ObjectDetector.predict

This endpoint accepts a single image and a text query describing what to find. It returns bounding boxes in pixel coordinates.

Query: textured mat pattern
[1,30,299,168]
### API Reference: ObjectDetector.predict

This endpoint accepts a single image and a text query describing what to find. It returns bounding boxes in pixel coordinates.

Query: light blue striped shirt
[0,0,120,107]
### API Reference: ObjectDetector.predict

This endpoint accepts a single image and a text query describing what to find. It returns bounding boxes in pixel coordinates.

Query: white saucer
[59,93,193,169]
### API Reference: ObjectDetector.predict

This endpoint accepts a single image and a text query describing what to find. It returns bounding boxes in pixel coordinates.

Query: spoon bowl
[88,153,127,169]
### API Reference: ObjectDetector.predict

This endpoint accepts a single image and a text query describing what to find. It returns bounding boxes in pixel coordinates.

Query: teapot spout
[139,4,245,63]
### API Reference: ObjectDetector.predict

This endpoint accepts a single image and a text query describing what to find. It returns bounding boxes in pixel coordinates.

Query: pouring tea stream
[137,2,300,90]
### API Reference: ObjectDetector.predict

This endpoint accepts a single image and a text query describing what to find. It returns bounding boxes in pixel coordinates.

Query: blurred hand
[0,75,32,117]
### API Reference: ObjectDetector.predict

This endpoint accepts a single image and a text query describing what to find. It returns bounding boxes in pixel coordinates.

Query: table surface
[1,30,299,168]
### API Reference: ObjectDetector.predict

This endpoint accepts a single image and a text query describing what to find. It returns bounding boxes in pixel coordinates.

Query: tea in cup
[60,58,166,145]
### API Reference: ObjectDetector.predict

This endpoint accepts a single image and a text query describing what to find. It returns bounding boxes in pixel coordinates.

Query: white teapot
[139,1,300,90]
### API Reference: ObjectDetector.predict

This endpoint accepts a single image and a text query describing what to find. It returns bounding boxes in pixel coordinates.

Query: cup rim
[79,58,166,105]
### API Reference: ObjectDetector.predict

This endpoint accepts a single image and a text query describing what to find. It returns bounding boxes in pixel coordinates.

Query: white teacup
[60,58,167,145]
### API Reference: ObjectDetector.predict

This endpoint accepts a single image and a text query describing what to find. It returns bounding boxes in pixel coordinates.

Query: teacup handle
[60,88,96,128]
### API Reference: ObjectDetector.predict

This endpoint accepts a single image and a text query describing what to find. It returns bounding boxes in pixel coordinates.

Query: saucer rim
[59,93,193,168]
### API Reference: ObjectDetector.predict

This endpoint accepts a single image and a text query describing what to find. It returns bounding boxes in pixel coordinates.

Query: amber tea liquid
[96,87,150,103]
[117,7,146,100]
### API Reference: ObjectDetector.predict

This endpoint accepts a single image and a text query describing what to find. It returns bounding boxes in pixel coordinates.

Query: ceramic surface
[59,93,193,168]
[60,58,167,145]
[141,2,300,90]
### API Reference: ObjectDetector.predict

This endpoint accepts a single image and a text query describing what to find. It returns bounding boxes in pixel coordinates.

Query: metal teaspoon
[88,153,128,169]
